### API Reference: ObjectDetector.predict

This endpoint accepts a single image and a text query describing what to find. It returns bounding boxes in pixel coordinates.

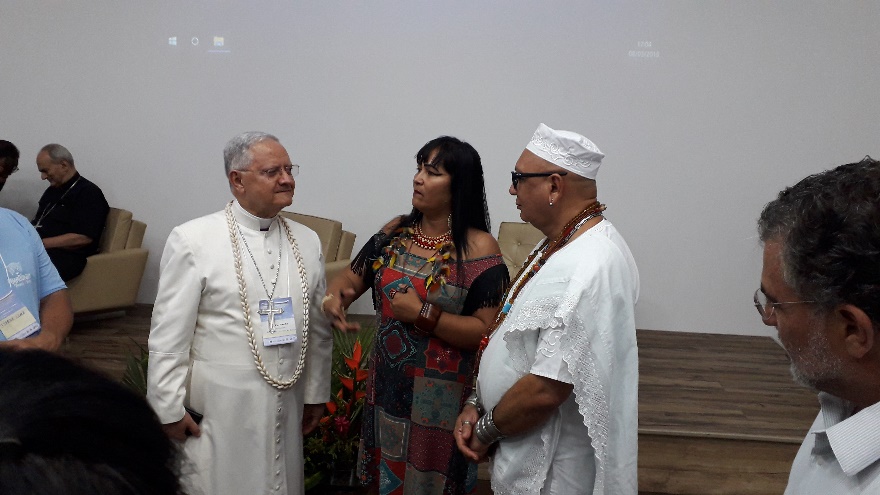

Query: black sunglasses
[510,171,568,190]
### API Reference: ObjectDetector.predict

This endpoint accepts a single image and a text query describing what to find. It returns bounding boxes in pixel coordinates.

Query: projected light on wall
[165,33,230,54]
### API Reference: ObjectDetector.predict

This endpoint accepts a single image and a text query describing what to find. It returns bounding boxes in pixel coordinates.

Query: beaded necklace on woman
[473,201,606,374]
[373,217,455,293]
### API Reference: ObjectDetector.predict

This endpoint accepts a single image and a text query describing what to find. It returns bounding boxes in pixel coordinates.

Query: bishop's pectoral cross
[259,300,286,333]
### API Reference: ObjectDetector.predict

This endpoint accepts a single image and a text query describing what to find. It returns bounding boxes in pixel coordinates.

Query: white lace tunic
[478,219,639,495]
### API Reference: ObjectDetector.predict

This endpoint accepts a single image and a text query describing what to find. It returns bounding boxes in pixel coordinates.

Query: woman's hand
[322,288,360,333]
[389,284,423,323]
[455,405,482,462]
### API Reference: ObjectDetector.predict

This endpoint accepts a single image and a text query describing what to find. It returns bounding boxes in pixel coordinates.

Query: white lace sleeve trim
[490,418,561,495]
[499,290,611,495]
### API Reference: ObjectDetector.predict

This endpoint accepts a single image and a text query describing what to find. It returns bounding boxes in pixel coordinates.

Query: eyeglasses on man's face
[753,289,815,322]
[510,170,568,190]
[242,164,299,180]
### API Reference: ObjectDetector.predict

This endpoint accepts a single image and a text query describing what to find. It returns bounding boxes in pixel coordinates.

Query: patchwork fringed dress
[353,231,509,495]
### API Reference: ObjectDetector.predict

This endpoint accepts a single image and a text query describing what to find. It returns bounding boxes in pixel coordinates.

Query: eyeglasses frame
[238,163,300,180]
[510,170,568,190]
[753,288,815,321]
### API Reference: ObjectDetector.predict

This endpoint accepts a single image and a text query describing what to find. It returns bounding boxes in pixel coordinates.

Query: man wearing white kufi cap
[456,124,640,494]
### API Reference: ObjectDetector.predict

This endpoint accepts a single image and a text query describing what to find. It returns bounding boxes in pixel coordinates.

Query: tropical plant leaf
[304,471,325,491]
[303,323,377,488]
[121,339,149,396]
[340,376,354,392]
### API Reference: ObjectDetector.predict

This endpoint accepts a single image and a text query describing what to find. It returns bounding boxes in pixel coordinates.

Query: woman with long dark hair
[324,136,509,494]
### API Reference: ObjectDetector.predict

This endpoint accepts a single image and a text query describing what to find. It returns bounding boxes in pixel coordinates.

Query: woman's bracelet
[474,406,506,445]
[414,302,442,335]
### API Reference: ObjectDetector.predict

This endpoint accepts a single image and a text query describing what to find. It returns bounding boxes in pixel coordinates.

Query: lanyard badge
[260,297,297,346]
[0,291,39,341]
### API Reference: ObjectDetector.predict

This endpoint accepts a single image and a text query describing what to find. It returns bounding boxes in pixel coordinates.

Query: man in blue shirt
[0,207,73,351]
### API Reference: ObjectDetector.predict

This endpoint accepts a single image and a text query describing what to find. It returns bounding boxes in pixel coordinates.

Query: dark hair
[0,349,181,495]
[758,156,880,325]
[399,136,491,263]
[0,140,19,172]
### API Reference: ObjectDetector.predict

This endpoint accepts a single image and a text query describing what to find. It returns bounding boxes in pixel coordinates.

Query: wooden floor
[637,330,816,494]
[60,306,817,495]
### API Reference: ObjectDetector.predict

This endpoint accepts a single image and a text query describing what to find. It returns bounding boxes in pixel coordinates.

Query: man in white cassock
[456,124,640,495]
[147,132,332,495]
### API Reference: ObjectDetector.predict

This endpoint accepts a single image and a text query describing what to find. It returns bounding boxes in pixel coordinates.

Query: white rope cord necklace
[225,201,310,390]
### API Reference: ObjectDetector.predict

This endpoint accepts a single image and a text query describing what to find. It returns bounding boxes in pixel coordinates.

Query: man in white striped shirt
[756,156,880,494]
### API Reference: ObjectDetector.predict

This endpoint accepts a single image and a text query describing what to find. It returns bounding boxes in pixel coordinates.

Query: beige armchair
[497,221,545,279]
[280,211,355,282]
[67,208,149,314]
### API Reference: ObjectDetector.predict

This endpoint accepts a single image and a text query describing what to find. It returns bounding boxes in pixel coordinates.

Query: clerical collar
[56,172,82,192]
[231,200,276,231]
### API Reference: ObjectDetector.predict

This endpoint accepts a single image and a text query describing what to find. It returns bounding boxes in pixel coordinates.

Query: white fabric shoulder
[280,217,323,261]
[499,225,639,495]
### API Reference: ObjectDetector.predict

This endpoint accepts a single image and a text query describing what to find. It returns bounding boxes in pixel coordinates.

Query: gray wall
[2,1,878,335]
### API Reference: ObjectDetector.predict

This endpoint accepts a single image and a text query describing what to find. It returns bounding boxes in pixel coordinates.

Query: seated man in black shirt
[32,143,109,281]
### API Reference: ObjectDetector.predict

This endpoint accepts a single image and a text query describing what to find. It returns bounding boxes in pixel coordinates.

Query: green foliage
[330,325,375,390]
[121,340,149,396]
[304,323,376,487]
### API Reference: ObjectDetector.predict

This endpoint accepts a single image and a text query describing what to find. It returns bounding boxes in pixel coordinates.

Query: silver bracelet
[463,392,484,415]
[474,407,505,445]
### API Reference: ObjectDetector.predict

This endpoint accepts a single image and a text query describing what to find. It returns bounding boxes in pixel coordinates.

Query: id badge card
[0,290,40,341]
[260,297,298,347]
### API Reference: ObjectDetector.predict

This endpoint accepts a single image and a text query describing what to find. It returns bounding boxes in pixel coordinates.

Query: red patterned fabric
[358,250,507,495]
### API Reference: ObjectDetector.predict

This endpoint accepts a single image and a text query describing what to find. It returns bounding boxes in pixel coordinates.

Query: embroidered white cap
[525,123,604,179]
